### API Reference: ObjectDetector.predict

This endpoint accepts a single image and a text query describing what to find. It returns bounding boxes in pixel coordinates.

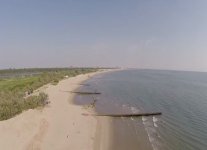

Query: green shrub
[0,92,48,120]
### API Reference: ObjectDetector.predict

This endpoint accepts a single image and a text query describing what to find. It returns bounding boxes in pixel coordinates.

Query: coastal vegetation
[0,68,98,120]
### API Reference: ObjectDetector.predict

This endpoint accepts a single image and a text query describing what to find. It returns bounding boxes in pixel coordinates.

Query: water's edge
[71,70,116,150]
[73,69,207,150]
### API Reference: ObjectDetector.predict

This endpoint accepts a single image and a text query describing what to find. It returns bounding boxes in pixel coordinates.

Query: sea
[74,69,207,150]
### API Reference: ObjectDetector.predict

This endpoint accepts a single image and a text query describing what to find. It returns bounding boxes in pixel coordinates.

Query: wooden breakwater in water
[82,112,162,117]
[60,90,101,95]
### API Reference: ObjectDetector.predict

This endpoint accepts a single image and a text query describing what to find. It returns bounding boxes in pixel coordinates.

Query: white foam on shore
[153,116,158,122]
[142,116,161,150]
[153,116,158,128]
[153,123,158,128]
[142,116,148,122]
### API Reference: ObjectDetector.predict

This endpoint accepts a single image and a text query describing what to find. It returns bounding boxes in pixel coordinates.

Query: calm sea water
[75,69,207,150]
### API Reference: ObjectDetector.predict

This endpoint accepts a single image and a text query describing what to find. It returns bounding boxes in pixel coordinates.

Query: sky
[0,0,207,71]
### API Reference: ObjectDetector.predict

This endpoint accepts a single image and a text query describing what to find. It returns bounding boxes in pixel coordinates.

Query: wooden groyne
[82,112,162,117]
[70,91,101,95]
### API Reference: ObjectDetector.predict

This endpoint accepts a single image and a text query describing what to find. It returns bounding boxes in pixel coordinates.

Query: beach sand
[0,70,112,150]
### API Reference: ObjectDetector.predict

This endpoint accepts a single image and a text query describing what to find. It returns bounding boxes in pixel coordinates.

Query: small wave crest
[121,105,140,114]
[130,106,140,113]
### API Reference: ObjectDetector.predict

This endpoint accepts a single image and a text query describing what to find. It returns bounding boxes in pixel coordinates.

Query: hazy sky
[1,0,207,71]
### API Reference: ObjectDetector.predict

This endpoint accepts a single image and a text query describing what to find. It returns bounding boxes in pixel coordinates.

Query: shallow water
[75,69,207,150]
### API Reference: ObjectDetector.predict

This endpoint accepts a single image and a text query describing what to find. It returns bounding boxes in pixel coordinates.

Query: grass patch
[0,68,98,120]
[0,92,48,120]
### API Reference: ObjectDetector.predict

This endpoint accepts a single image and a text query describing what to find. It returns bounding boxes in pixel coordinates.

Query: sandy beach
[0,70,112,150]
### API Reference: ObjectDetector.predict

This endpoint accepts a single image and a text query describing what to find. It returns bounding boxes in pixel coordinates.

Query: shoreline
[71,69,116,150]
[0,69,115,150]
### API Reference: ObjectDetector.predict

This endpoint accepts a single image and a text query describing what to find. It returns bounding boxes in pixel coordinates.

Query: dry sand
[0,70,113,150]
